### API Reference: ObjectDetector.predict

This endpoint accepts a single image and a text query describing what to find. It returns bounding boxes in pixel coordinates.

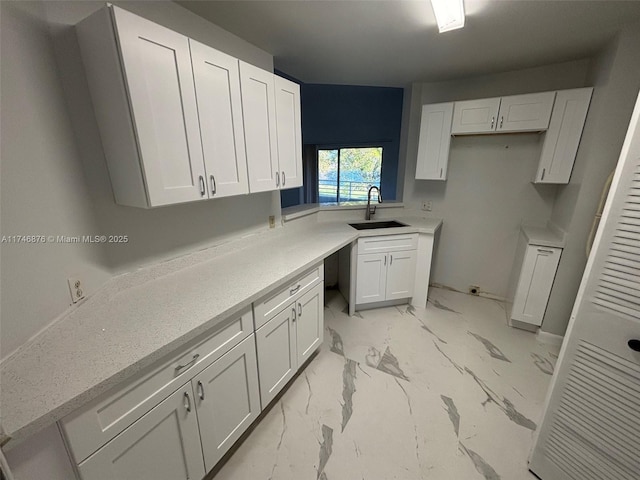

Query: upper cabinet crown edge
[415,87,593,184]
[76,5,303,208]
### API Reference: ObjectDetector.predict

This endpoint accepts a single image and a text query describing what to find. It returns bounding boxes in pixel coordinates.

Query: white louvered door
[529,91,640,480]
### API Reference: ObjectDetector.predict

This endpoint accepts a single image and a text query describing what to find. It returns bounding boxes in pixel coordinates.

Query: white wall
[1,0,278,361]
[0,1,112,359]
[542,23,640,336]
[401,60,591,298]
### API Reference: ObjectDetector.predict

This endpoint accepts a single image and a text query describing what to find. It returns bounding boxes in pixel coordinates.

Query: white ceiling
[177,0,640,87]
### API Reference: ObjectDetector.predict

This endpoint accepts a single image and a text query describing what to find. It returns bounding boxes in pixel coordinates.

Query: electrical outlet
[421,201,432,211]
[68,277,85,304]
[469,285,480,296]
[268,215,276,228]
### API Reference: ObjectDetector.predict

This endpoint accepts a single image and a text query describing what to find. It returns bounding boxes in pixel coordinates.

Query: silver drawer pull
[537,248,554,255]
[197,381,205,400]
[184,391,191,413]
[175,354,199,374]
[290,284,301,295]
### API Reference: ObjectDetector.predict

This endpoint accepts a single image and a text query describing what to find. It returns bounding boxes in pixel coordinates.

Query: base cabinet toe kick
[59,263,325,480]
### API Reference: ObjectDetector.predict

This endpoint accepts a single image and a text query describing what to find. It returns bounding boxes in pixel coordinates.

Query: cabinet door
[193,334,260,472]
[451,98,501,135]
[511,246,562,326]
[416,103,453,180]
[356,253,388,305]
[535,88,592,184]
[496,91,555,133]
[239,61,279,193]
[295,283,324,367]
[78,384,205,480]
[275,76,303,189]
[255,305,297,407]
[386,250,418,300]
[111,6,206,206]
[190,40,249,198]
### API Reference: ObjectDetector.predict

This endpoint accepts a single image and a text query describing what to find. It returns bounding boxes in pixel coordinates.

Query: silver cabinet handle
[184,391,191,413]
[210,175,216,195]
[500,116,504,129]
[290,284,301,295]
[490,116,495,129]
[537,248,554,255]
[199,175,205,196]
[276,171,280,187]
[541,168,546,181]
[298,302,302,317]
[197,381,205,400]
[440,168,443,178]
[390,254,393,265]
[384,255,387,266]
[292,306,297,322]
[282,171,286,186]
[175,354,199,374]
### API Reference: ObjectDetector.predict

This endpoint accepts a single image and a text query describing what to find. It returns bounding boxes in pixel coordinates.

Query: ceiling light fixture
[430,0,465,33]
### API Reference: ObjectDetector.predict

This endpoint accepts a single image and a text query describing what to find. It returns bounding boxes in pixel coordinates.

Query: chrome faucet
[366,186,382,220]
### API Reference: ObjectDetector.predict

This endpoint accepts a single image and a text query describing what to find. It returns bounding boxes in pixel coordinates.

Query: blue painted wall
[278,71,403,208]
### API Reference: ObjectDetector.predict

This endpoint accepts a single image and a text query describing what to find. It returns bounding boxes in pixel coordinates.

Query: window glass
[318,147,382,203]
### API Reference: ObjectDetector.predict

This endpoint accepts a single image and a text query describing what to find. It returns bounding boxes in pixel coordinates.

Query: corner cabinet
[416,103,453,180]
[355,234,418,307]
[76,5,302,207]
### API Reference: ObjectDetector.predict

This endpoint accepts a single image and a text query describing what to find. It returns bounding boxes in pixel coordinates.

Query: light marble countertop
[521,224,566,248]
[0,216,442,446]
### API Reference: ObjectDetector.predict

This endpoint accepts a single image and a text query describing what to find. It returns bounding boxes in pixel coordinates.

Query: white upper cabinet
[452,93,554,135]
[275,76,303,189]
[535,88,593,184]
[190,40,249,198]
[451,97,501,134]
[415,102,453,180]
[496,92,555,133]
[239,61,280,193]
[77,6,303,206]
[77,6,208,207]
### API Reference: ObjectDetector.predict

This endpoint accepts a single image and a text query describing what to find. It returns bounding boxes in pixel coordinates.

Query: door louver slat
[543,341,640,480]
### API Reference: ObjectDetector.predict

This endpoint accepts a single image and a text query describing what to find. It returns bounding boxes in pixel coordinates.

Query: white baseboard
[536,330,564,346]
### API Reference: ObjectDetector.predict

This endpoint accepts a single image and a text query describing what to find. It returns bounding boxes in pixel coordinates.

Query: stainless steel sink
[349,220,408,230]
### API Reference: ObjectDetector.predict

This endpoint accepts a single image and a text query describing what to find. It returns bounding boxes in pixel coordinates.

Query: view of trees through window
[318,147,382,203]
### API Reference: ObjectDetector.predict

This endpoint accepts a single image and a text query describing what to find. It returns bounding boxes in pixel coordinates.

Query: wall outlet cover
[421,201,433,211]
[68,277,85,304]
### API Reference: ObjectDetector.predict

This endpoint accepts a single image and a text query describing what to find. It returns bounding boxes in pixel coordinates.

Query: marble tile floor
[213,287,560,480]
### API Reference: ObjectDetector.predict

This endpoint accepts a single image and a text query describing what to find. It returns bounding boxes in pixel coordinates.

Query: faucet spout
[366,186,383,220]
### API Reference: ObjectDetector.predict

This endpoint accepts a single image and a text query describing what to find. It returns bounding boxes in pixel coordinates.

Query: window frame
[316,144,384,204]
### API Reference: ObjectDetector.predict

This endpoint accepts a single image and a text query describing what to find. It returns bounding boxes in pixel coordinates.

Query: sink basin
[349,220,408,230]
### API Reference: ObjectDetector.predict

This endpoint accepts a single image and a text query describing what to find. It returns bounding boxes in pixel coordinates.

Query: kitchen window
[318,146,383,203]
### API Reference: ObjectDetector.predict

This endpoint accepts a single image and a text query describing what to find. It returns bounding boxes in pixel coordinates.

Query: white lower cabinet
[78,384,205,480]
[255,282,324,408]
[77,334,260,480]
[355,235,418,307]
[62,266,325,480]
[193,335,260,471]
[511,245,562,327]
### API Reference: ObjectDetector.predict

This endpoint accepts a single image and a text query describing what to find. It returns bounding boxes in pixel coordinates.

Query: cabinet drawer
[61,308,253,464]
[357,234,418,254]
[253,263,324,329]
